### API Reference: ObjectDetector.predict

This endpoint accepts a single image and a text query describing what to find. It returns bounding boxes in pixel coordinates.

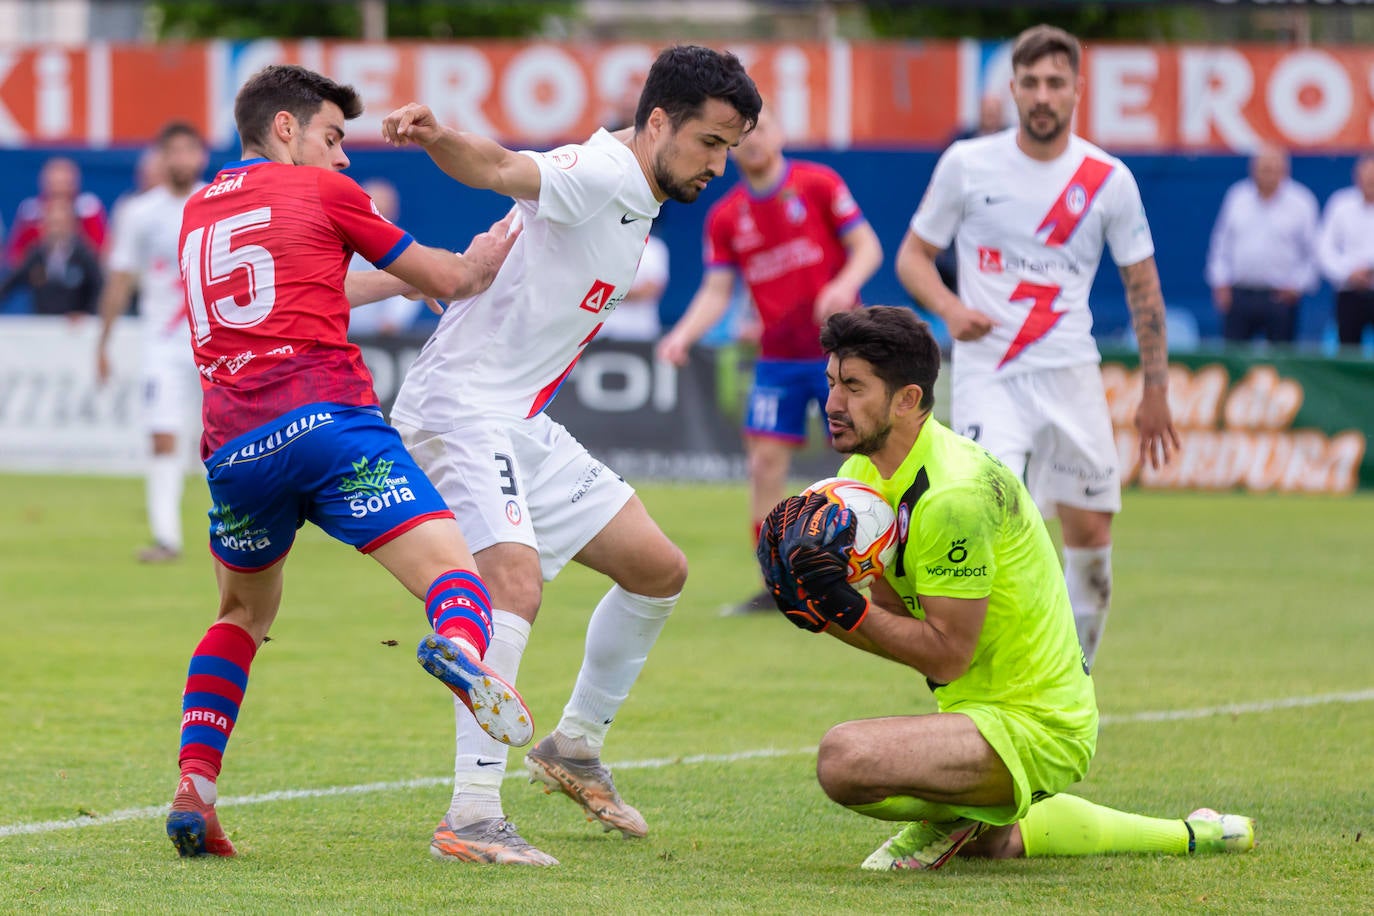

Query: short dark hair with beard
[820,306,939,411]
[234,65,363,151]
[1012,24,1081,74]
[156,120,204,150]
[634,45,762,133]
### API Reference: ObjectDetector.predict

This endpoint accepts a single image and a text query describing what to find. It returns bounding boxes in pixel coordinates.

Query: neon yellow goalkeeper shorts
[943,701,1098,826]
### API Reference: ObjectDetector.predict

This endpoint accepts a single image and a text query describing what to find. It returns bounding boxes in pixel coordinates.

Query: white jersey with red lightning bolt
[910,129,1154,378]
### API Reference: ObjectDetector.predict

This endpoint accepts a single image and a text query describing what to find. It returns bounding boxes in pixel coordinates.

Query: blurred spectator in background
[1205,144,1318,345]
[95,121,208,563]
[347,178,426,337]
[0,198,103,316]
[1317,153,1374,348]
[600,229,668,341]
[603,83,643,133]
[957,93,1009,143]
[657,106,883,616]
[7,156,109,268]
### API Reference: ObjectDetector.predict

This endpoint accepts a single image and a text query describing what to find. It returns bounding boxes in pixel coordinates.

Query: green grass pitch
[1,474,1371,913]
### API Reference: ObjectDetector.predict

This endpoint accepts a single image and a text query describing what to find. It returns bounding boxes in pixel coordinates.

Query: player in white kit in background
[95,122,209,563]
[382,45,762,865]
[894,25,1180,670]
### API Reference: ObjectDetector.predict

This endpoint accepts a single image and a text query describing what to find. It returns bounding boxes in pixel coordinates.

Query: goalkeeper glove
[757,497,816,629]
[787,544,869,632]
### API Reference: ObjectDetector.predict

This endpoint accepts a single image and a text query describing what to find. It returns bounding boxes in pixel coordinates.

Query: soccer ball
[801,477,899,590]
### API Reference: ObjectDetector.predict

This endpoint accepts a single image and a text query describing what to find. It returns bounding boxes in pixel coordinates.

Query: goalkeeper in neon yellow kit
[757,306,1254,870]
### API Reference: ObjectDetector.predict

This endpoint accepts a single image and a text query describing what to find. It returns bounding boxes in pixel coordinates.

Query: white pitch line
[1097,688,1374,725]
[3,691,1371,840]
[0,748,808,839]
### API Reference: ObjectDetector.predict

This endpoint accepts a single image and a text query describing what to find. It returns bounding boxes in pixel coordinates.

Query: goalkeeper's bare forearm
[822,577,901,661]
[830,580,987,684]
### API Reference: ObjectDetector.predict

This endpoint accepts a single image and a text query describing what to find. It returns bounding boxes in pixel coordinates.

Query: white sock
[447,609,530,826]
[147,452,185,549]
[557,586,677,754]
[1063,545,1112,670]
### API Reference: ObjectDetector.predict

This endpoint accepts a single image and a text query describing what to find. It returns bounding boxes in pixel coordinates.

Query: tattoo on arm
[1121,257,1169,388]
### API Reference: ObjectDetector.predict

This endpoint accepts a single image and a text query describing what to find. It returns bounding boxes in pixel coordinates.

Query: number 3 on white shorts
[181,207,276,345]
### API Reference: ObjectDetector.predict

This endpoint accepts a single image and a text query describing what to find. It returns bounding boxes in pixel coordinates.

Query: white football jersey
[911,129,1154,377]
[392,129,660,427]
[108,184,200,349]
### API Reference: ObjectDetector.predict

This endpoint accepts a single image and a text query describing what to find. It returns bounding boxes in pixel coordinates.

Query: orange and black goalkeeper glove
[762,492,869,633]
[757,496,820,630]
[786,544,869,632]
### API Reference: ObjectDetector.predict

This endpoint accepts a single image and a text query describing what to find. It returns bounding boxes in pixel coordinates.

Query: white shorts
[951,363,1120,518]
[142,345,202,437]
[395,413,635,581]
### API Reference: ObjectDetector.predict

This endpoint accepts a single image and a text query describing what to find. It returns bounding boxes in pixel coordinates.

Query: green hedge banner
[1100,349,1372,494]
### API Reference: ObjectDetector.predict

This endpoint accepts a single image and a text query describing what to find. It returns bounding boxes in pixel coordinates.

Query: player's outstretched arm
[383,211,521,302]
[655,268,736,366]
[94,269,137,384]
[345,270,412,308]
[381,102,542,201]
[344,271,444,316]
[895,229,994,341]
[1120,255,1181,470]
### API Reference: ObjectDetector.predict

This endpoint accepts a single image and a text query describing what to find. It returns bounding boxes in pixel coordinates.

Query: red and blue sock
[178,621,257,781]
[426,569,493,657]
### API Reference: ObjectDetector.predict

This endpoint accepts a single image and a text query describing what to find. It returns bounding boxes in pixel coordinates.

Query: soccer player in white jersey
[382,45,762,865]
[96,122,209,563]
[894,24,1180,670]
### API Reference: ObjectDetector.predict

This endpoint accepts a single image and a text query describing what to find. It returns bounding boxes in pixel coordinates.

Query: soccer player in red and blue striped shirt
[165,64,532,859]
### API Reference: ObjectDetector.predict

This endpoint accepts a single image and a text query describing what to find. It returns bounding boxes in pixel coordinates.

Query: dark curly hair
[234,64,362,150]
[820,306,940,411]
[635,45,762,132]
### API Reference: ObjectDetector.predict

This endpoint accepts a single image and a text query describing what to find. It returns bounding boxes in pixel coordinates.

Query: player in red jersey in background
[895,25,1180,671]
[657,107,883,615]
[165,64,531,859]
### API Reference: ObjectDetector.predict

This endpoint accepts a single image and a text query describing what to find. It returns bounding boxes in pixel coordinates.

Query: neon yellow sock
[848,796,965,823]
[1020,794,1189,857]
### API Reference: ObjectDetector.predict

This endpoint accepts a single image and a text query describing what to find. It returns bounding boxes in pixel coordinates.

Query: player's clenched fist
[944,301,996,341]
[382,102,444,147]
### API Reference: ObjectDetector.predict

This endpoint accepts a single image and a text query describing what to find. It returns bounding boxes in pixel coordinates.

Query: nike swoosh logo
[983,195,1010,206]
[475,759,502,767]
[1084,486,1111,497]
[620,213,638,224]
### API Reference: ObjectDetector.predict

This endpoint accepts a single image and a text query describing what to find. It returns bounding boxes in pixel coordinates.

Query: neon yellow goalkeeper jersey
[838,417,1096,734]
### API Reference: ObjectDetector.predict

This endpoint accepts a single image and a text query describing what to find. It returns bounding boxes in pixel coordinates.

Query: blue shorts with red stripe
[745,358,831,443]
[202,402,453,571]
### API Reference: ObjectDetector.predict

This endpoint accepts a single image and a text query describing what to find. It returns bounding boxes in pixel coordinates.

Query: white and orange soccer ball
[801,477,899,590]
